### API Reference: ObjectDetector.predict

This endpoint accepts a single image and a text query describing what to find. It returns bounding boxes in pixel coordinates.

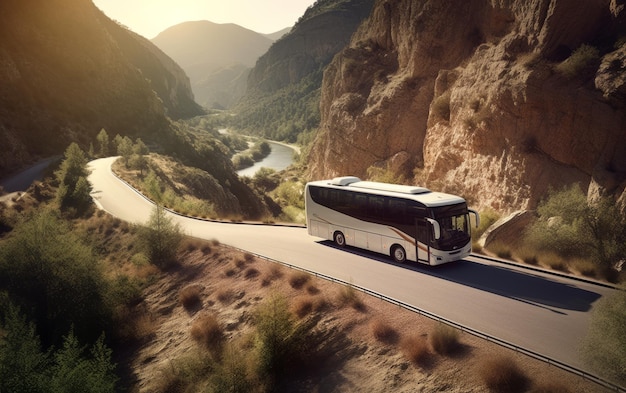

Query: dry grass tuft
[370,319,398,344]
[430,324,460,356]
[401,334,431,367]
[479,355,529,393]
[338,283,366,312]
[179,284,202,310]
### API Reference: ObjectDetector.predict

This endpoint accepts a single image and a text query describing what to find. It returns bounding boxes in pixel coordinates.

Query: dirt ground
[120,241,611,393]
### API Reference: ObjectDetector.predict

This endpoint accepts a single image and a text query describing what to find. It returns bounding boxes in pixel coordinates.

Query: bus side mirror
[469,209,480,228]
[426,218,441,240]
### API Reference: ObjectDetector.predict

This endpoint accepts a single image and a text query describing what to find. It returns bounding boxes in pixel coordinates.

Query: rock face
[308,0,626,212]
[0,0,201,177]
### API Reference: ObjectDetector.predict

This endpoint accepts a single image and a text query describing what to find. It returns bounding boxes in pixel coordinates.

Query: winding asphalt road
[88,157,615,372]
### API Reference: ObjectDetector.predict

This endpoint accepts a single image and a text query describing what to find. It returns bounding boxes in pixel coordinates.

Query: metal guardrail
[228,245,625,393]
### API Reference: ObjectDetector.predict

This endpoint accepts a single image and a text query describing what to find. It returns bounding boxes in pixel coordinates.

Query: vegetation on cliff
[231,0,374,142]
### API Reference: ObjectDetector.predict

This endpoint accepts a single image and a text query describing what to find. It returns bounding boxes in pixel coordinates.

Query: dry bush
[179,284,202,310]
[370,319,398,344]
[234,258,246,270]
[244,252,255,262]
[306,284,320,295]
[479,355,529,393]
[430,324,460,356]
[224,267,237,277]
[291,297,314,318]
[244,267,260,280]
[190,313,224,354]
[289,271,311,289]
[262,264,284,287]
[401,334,431,367]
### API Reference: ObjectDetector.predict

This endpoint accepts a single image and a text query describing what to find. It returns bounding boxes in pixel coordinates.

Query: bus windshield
[432,204,471,250]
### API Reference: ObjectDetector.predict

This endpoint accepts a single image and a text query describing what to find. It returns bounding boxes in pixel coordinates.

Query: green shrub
[253,294,318,387]
[581,286,626,386]
[431,90,451,121]
[472,208,500,241]
[137,205,183,268]
[0,209,112,345]
[555,44,600,78]
[338,282,366,311]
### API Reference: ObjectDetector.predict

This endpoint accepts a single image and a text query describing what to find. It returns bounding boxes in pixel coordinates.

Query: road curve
[88,157,614,371]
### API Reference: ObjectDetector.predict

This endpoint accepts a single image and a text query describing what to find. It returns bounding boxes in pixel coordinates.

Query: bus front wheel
[334,231,346,247]
[391,245,406,263]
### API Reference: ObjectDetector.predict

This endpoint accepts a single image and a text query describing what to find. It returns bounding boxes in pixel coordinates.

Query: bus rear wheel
[334,231,346,247]
[391,245,406,263]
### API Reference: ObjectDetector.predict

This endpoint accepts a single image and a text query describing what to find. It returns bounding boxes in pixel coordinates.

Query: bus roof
[308,177,466,207]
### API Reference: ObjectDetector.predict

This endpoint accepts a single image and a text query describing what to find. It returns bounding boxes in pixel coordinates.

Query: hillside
[308,0,626,213]
[151,21,275,109]
[231,0,375,142]
[0,0,202,177]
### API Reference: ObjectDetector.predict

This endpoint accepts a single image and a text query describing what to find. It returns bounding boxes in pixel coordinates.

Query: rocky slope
[0,0,202,177]
[308,0,626,212]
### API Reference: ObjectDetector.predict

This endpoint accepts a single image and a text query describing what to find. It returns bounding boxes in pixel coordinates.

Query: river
[236,141,296,177]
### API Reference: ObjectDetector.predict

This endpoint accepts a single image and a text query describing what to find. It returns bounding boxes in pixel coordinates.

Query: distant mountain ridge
[151,21,281,109]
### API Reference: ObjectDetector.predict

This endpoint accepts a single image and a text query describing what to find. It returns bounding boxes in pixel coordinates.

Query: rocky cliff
[0,0,201,176]
[308,0,626,211]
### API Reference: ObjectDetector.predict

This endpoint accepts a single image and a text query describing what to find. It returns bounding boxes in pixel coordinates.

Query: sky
[92,0,317,39]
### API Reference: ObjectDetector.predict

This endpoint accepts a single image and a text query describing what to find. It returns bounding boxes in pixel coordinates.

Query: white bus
[305,176,479,265]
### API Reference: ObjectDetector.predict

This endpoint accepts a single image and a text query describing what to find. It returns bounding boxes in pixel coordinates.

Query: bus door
[416,218,430,264]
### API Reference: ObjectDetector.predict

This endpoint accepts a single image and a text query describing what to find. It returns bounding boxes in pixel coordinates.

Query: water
[236,141,296,177]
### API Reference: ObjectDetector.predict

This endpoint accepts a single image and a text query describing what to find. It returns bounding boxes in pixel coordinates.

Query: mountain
[151,21,275,109]
[0,0,203,176]
[308,0,626,212]
[232,0,375,142]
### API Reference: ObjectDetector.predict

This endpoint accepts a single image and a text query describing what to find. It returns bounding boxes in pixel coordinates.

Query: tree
[0,210,111,346]
[137,204,183,268]
[96,128,109,157]
[55,143,92,215]
[49,332,117,393]
[117,136,133,167]
[525,184,626,278]
[0,300,50,393]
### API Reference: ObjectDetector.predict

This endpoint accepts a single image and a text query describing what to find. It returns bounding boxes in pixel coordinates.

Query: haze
[92,0,316,39]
